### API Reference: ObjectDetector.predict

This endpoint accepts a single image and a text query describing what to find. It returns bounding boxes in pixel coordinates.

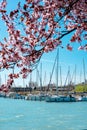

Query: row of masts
[26,48,87,91]
[0,49,87,88]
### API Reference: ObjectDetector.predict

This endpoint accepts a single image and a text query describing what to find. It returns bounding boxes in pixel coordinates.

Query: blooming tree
[0,0,87,91]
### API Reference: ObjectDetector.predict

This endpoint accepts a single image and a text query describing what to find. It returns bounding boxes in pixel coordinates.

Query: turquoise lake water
[0,98,87,130]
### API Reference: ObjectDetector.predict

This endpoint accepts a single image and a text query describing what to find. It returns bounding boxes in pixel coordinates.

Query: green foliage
[75,84,87,92]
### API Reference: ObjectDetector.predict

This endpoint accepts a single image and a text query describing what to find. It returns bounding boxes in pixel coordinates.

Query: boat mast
[68,66,71,85]
[36,68,38,88]
[23,78,25,87]
[80,69,82,84]
[29,72,32,87]
[74,65,76,85]
[64,66,70,95]
[60,66,63,95]
[56,48,59,95]
[40,63,42,91]
[5,74,6,84]
[71,65,76,85]
[48,51,57,92]
[83,58,86,84]
[43,71,46,88]
[60,66,62,87]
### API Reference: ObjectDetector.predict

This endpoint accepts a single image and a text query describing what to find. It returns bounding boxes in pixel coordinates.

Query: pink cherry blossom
[78,46,84,50]
[0,0,87,89]
[67,44,73,51]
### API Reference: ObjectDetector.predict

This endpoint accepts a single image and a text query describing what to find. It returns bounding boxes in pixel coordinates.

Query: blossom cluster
[0,0,87,91]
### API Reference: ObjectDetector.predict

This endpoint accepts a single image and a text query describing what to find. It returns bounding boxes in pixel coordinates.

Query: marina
[1,90,87,102]
[0,0,87,130]
[0,48,87,102]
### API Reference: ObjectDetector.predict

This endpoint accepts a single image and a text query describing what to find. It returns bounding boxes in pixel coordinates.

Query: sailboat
[45,48,76,102]
[45,48,59,102]
[26,63,46,101]
[78,58,87,101]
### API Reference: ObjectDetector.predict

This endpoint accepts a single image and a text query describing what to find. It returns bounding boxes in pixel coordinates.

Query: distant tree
[0,0,87,90]
[75,85,87,92]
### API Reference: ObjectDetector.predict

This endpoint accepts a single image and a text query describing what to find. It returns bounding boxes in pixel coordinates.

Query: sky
[0,0,87,87]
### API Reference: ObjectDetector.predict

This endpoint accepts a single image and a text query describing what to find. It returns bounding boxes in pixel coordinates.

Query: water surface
[0,98,87,130]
